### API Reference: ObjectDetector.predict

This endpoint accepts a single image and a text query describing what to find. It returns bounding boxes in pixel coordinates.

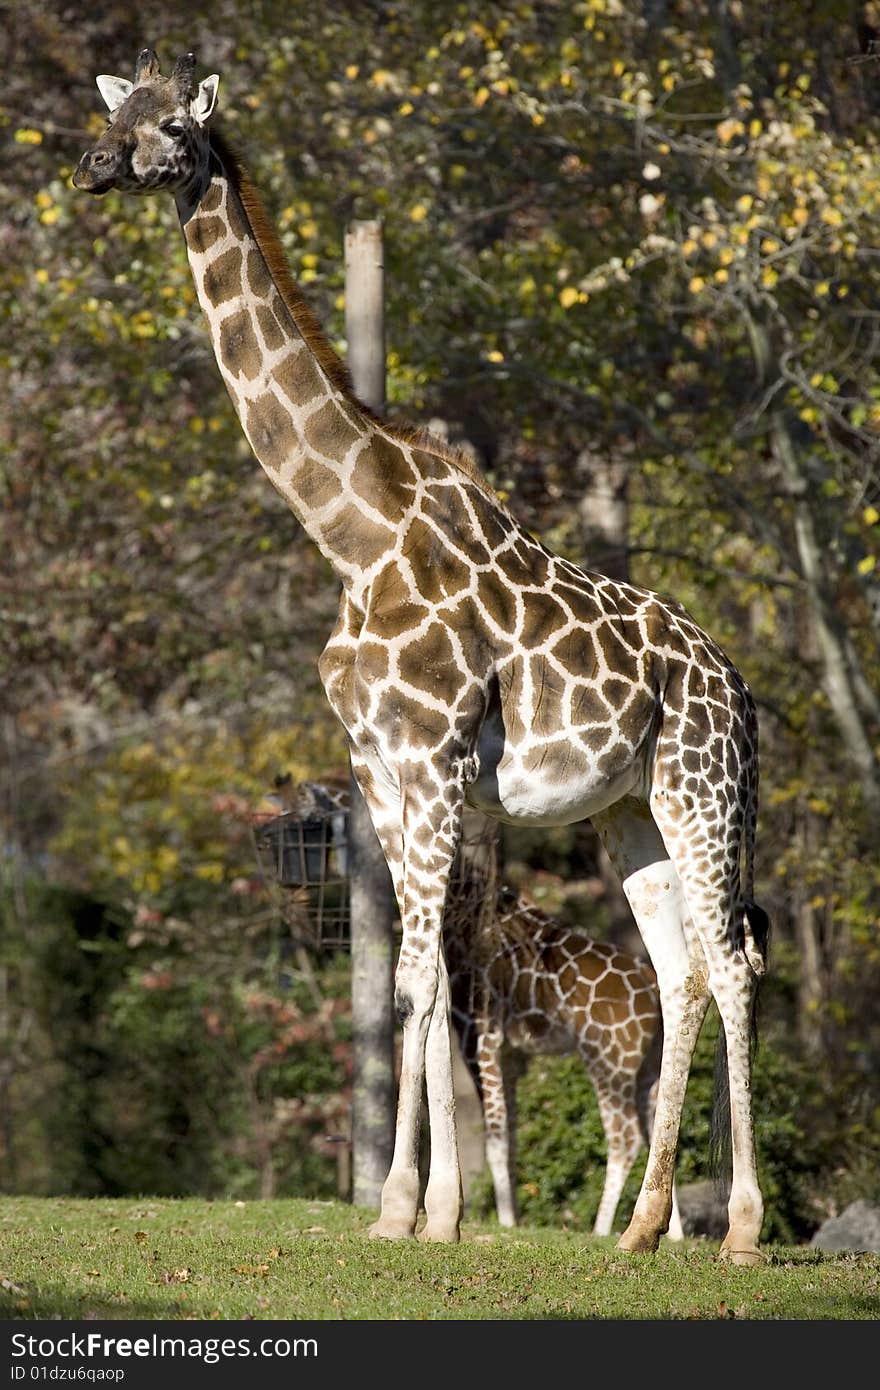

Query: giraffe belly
[467,744,643,827]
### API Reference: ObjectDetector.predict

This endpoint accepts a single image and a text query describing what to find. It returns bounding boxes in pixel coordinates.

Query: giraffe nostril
[91,149,112,166]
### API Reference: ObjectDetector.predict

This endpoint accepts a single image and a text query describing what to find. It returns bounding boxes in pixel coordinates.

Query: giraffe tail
[740,707,770,977]
[711,701,770,1181]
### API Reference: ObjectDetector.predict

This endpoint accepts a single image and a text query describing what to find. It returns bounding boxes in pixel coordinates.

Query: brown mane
[209,128,500,500]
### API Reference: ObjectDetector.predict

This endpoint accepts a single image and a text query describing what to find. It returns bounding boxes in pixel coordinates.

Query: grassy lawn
[0,1197,877,1320]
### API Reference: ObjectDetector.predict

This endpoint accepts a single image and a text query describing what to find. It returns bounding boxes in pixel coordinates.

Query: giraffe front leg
[371,764,468,1244]
[368,946,434,1240]
[418,951,463,1243]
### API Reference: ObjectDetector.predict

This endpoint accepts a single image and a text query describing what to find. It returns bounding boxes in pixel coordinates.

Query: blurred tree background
[1,0,878,1240]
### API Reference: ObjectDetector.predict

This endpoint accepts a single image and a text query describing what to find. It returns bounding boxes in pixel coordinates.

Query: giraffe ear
[191,74,220,126]
[96,74,134,112]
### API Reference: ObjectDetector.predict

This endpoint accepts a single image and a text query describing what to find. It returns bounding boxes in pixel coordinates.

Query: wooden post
[344,220,396,1208]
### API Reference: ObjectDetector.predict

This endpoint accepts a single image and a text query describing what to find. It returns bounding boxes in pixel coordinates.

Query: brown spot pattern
[246,246,273,299]
[404,518,470,601]
[256,303,287,351]
[477,571,518,633]
[200,245,243,307]
[303,400,363,459]
[186,214,227,253]
[351,437,417,519]
[398,624,466,704]
[244,392,298,472]
[219,308,262,379]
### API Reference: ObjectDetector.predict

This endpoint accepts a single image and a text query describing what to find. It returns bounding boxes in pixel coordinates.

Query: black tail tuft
[744,900,771,975]
[708,1027,732,1189]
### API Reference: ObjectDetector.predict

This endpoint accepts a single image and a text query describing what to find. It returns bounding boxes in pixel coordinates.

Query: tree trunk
[794,802,825,1057]
[770,409,880,818]
[344,221,396,1208]
[744,313,880,820]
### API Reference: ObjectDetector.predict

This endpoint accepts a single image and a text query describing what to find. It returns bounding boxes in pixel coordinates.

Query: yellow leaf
[559,286,580,308]
[345,64,359,79]
[821,206,843,227]
[408,203,428,222]
[15,128,43,145]
[857,555,876,575]
[486,349,505,362]
[688,276,706,293]
[716,118,744,144]
[863,506,879,526]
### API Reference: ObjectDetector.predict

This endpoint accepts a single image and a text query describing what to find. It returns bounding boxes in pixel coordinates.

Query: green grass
[0,1197,877,1320]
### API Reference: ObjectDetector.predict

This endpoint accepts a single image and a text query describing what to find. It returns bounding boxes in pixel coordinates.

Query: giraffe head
[73,48,219,199]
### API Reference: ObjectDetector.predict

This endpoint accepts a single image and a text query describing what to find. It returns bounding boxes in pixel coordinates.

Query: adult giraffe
[74,48,769,1263]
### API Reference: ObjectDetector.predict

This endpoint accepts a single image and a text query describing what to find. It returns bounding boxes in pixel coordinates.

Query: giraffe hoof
[368,1217,417,1240]
[718,1243,766,1267]
[417,1221,461,1244]
[615,1226,661,1255]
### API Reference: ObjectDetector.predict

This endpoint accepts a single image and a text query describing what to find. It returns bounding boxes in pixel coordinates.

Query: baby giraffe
[444,866,684,1238]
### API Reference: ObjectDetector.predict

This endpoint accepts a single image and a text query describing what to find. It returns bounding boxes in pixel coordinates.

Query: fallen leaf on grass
[232,1263,270,1277]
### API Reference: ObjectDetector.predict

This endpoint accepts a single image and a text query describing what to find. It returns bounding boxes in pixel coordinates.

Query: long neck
[178,137,397,597]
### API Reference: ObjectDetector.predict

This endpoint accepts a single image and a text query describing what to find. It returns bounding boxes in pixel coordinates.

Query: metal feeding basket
[251,780,351,950]
[251,778,499,953]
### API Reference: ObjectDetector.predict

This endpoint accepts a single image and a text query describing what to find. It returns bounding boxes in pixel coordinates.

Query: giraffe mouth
[72,152,118,195]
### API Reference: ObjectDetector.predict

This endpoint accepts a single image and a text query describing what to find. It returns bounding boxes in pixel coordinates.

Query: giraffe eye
[162,121,186,139]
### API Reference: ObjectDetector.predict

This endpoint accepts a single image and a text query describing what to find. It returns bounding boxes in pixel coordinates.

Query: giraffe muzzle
[73,147,120,194]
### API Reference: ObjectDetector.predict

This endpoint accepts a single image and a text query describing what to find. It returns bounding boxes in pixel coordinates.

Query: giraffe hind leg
[592,799,710,1254]
[647,793,766,1264]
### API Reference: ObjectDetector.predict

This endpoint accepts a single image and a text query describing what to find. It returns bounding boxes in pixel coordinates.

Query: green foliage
[0,879,351,1203]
